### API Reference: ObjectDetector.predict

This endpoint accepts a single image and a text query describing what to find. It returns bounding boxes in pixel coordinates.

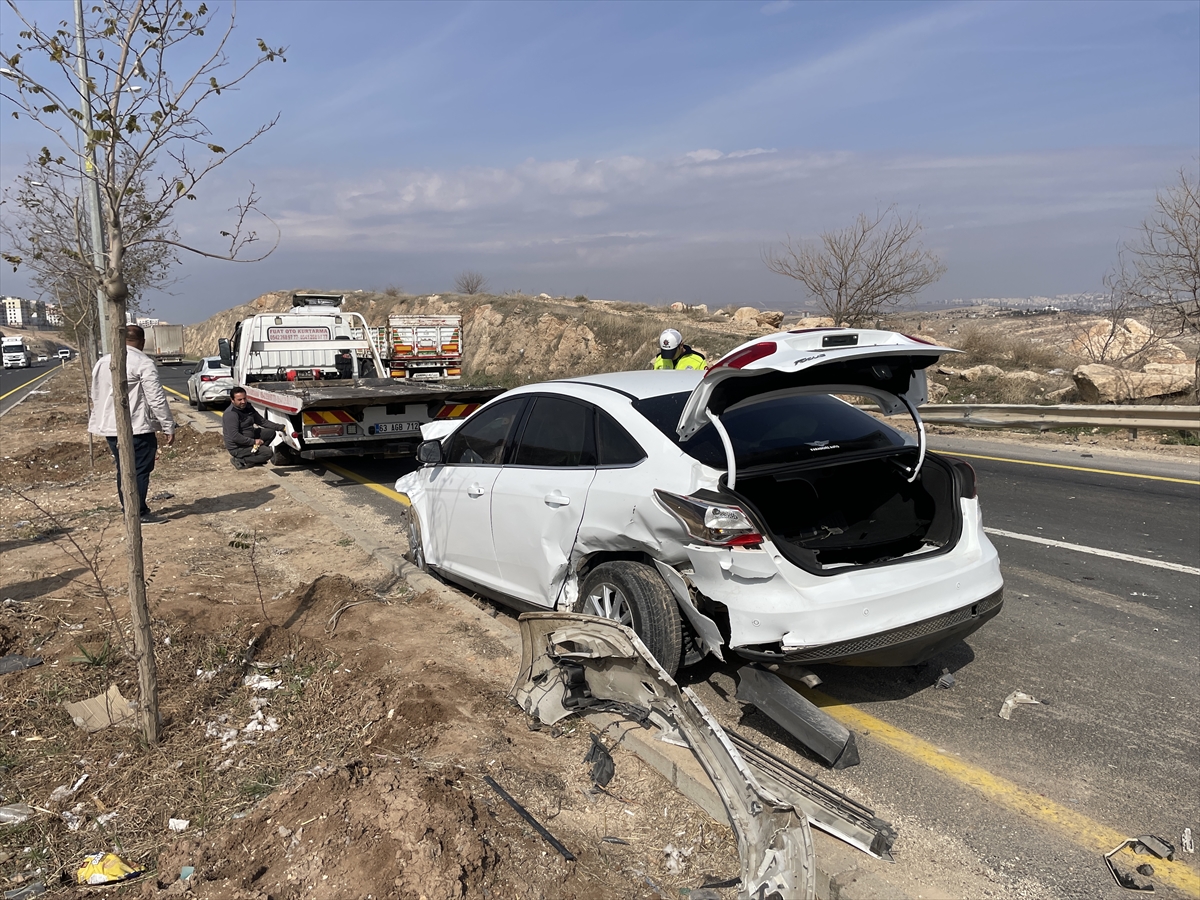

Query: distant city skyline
[1,0,1196,324]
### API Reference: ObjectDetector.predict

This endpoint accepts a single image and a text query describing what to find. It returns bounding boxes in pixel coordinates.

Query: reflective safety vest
[652,348,706,370]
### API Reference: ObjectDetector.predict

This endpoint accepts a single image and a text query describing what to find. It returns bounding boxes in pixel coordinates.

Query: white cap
[659,328,682,351]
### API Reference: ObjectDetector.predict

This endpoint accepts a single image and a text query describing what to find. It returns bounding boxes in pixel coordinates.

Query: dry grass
[952,326,1063,370]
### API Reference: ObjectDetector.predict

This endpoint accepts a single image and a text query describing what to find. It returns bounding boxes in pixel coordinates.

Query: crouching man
[223,387,282,469]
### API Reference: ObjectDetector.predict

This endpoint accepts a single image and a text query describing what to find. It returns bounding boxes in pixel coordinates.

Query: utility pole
[75,0,109,356]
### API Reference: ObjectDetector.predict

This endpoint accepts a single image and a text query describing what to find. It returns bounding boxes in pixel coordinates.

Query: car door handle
[544,491,570,507]
[467,484,486,498]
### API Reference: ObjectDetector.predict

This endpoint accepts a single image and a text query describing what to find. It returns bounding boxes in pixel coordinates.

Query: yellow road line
[798,685,1200,896]
[940,450,1200,485]
[324,461,411,506]
[0,366,57,401]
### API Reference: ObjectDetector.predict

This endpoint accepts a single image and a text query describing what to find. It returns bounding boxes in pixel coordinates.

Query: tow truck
[218,293,501,462]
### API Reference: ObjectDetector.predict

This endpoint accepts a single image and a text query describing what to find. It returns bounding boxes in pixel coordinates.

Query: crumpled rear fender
[511,612,815,900]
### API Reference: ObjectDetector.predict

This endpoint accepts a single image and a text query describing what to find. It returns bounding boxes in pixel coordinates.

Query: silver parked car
[396,329,1003,676]
[186,356,235,410]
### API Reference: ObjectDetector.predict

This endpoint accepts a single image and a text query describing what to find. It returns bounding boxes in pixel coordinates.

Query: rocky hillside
[183,290,813,387]
[183,290,1197,405]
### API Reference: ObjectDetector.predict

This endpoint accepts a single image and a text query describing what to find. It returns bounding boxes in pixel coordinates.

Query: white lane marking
[984,527,1200,576]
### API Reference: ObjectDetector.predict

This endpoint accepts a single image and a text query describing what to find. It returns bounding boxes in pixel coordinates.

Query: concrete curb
[255,461,906,900]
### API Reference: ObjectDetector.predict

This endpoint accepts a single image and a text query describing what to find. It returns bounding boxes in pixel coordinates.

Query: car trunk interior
[733,453,959,572]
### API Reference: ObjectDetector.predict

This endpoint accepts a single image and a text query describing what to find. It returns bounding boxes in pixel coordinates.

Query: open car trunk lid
[676,329,957,441]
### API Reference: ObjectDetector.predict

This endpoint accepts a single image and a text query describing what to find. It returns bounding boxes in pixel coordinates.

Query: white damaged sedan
[395,329,1003,675]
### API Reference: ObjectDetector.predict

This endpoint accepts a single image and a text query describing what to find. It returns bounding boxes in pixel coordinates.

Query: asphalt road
[152,364,1200,896]
[0,360,64,417]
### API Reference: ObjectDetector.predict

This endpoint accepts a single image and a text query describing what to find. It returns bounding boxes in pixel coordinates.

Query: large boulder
[668,302,686,312]
[755,310,785,329]
[1068,318,1187,363]
[1071,364,1194,403]
[960,364,1004,382]
[927,381,949,403]
[732,306,761,323]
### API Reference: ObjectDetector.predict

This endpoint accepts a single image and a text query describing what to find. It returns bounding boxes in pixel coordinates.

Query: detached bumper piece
[736,666,859,770]
[512,612,815,900]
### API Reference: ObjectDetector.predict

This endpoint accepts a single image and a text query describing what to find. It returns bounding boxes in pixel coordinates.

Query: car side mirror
[416,440,444,465]
[217,338,233,368]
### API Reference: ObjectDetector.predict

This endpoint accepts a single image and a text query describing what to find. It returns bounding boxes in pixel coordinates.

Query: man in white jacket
[88,324,176,523]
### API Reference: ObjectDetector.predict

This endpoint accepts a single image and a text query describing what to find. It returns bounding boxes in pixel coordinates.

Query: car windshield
[632,391,908,470]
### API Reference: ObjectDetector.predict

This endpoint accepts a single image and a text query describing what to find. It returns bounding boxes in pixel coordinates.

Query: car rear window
[632,392,907,469]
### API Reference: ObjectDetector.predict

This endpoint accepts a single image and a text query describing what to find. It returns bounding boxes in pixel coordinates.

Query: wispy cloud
[760,0,794,16]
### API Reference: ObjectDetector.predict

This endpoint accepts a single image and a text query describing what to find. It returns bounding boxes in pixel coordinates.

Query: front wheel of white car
[577,561,682,677]
[405,509,427,572]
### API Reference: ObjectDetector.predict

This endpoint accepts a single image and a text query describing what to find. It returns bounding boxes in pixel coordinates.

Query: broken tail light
[199,374,220,382]
[654,490,763,548]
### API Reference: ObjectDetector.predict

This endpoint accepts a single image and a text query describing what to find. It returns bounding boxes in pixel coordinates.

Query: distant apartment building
[1,296,46,327]
[135,316,160,327]
[44,303,64,327]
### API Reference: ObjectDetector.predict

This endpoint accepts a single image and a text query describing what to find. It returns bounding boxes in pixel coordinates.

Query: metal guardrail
[915,404,1200,431]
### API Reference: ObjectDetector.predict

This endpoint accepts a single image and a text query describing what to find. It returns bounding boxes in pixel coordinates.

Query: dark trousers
[106,433,158,515]
[230,445,274,467]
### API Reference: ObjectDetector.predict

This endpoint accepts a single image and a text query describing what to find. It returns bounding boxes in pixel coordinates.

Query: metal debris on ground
[151,491,175,500]
[998,690,1042,720]
[736,665,859,769]
[3,882,46,900]
[0,654,42,676]
[727,729,896,860]
[1104,834,1177,892]
[600,836,629,845]
[936,668,956,689]
[584,733,615,787]
[512,612,817,900]
[482,775,576,861]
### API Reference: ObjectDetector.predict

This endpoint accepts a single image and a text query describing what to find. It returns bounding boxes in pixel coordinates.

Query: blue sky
[1,0,1197,323]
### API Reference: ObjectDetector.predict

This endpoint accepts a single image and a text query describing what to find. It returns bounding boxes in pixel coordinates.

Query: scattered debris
[63,684,138,732]
[688,890,722,900]
[168,818,190,832]
[936,668,956,689]
[180,866,195,882]
[0,654,42,676]
[1104,834,1176,892]
[0,803,35,826]
[1182,827,1194,854]
[601,836,629,845]
[584,733,615,787]
[76,851,142,885]
[151,491,175,500]
[242,674,282,691]
[483,775,576,861]
[766,663,823,688]
[736,665,859,769]
[48,773,89,803]
[3,881,46,900]
[998,690,1042,720]
[512,612,816,898]
[728,729,896,860]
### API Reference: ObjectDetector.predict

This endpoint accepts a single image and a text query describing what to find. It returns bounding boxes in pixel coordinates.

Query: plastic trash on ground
[63,684,138,732]
[998,690,1041,720]
[0,803,35,826]
[76,852,142,885]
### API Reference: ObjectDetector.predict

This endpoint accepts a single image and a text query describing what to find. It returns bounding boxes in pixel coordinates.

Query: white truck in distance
[218,294,500,461]
[2,336,33,369]
[143,324,185,365]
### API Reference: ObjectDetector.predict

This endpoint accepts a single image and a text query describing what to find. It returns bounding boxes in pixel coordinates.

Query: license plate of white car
[375,422,421,434]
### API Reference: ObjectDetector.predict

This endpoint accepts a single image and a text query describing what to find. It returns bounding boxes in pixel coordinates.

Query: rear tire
[405,508,427,572]
[271,445,298,466]
[188,389,198,408]
[576,561,682,677]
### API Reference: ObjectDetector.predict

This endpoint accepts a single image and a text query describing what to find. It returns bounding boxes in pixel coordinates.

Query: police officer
[651,329,706,370]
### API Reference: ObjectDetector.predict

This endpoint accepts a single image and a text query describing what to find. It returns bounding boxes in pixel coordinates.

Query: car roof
[549,369,702,400]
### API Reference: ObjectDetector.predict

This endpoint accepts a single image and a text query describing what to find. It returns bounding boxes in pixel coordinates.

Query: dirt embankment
[0,369,743,899]
[182,290,775,387]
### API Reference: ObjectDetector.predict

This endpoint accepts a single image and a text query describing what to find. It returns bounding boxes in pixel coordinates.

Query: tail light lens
[654,490,763,548]
[708,341,776,373]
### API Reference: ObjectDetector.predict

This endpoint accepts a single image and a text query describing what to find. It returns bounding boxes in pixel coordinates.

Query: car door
[490,395,598,607]
[423,397,527,589]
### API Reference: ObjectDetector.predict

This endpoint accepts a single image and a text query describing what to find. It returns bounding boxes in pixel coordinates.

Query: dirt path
[0,369,742,899]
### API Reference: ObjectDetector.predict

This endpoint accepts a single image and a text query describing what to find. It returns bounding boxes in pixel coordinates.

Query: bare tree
[1123,168,1200,336]
[455,270,488,295]
[1,0,285,744]
[764,207,946,326]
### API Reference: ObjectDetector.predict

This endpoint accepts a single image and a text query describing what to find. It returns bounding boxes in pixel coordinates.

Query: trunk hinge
[707,409,737,489]
[898,394,927,483]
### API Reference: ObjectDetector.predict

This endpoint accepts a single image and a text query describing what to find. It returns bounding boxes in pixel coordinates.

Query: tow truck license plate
[375,421,421,434]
